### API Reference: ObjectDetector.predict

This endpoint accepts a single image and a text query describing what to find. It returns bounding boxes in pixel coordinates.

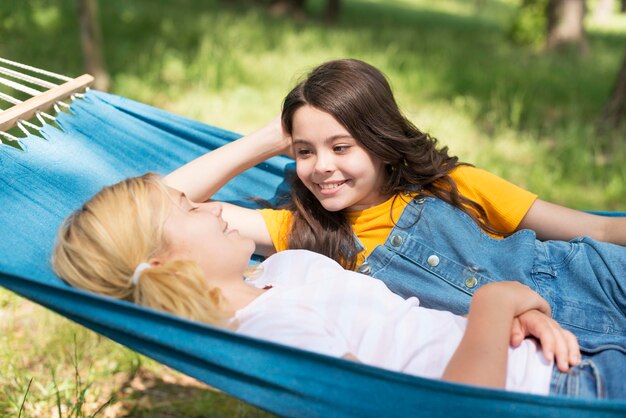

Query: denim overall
[361,195,626,354]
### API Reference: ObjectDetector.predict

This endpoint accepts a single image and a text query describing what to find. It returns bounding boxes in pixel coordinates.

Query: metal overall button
[427,255,440,267]
[357,262,372,275]
[414,196,425,204]
[390,235,403,247]
[465,277,478,289]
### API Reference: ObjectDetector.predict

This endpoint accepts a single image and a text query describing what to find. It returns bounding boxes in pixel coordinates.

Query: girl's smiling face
[291,105,389,212]
[159,188,255,279]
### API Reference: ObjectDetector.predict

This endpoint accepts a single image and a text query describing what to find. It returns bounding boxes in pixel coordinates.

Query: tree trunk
[547,0,589,54]
[600,52,626,128]
[77,0,110,91]
[622,0,626,12]
[325,0,341,23]
[594,0,614,22]
[269,0,306,20]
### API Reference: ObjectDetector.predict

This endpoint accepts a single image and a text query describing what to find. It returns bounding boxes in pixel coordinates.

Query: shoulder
[450,166,538,231]
[258,209,293,251]
[450,165,535,198]
[258,208,292,223]
[259,250,346,285]
[450,165,500,185]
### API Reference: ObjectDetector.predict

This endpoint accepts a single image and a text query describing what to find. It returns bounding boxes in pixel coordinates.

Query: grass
[0,0,625,415]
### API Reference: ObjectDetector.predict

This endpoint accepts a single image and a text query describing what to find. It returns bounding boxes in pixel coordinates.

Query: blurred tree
[77,0,109,91]
[268,0,305,20]
[547,0,589,54]
[601,52,626,127]
[594,0,615,22]
[325,0,340,22]
[622,0,626,12]
[268,0,341,23]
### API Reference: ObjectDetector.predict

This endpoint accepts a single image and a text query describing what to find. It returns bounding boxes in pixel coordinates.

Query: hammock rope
[0,57,72,82]
[0,66,59,90]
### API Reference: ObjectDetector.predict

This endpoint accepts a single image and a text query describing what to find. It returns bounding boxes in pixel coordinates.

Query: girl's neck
[219,279,267,313]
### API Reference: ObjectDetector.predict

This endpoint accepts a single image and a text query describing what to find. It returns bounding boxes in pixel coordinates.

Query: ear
[148,257,163,268]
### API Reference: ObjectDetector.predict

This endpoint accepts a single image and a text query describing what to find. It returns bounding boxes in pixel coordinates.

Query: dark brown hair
[281,59,502,269]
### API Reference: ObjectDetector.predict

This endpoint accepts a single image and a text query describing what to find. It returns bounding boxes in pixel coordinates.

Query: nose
[313,151,335,173]
[207,201,223,217]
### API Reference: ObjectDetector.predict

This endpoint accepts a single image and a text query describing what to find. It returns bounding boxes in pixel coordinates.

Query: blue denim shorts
[549,349,626,400]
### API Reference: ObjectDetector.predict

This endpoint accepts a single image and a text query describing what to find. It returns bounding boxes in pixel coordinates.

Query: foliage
[508,0,550,46]
[0,0,625,415]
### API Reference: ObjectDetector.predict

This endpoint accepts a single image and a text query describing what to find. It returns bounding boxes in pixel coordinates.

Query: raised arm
[164,118,292,256]
[164,117,291,202]
[518,199,626,246]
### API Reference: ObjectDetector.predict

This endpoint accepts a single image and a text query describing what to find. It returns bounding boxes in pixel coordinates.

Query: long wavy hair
[52,173,231,326]
[281,59,502,269]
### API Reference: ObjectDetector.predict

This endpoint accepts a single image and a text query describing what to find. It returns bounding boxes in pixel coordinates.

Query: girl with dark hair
[165,59,626,355]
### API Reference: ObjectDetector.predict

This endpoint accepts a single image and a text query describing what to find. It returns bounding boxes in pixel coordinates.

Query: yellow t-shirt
[259,166,537,261]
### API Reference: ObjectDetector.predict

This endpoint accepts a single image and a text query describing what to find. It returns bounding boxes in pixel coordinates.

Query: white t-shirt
[235,250,553,395]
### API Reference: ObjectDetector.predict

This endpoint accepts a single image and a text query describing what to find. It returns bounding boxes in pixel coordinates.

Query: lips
[315,180,347,196]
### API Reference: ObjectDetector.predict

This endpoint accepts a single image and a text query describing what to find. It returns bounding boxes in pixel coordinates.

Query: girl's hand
[510,310,581,372]
[476,281,551,317]
[258,116,292,157]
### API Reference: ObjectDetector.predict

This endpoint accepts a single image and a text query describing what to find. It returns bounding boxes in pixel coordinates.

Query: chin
[319,200,348,212]
[245,240,256,255]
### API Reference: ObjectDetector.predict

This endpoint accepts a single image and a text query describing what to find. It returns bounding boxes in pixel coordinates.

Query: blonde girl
[52,173,626,399]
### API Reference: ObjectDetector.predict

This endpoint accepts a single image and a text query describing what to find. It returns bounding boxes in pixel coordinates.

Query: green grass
[3,0,624,207]
[1,0,625,415]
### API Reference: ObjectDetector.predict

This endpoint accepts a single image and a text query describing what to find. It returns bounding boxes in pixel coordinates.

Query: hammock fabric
[1,90,625,417]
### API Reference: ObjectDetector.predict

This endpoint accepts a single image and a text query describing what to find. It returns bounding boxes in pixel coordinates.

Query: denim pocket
[531,238,626,339]
[550,360,603,399]
[532,239,578,279]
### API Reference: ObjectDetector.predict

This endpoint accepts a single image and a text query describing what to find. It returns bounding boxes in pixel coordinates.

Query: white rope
[0,58,92,140]
[18,118,44,131]
[0,65,58,89]
[0,130,20,143]
[16,120,30,136]
[0,75,42,96]
[0,92,22,105]
[56,100,71,109]
[0,57,72,82]
[37,110,56,122]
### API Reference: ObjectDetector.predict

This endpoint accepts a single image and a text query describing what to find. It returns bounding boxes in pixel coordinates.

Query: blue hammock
[1,90,625,417]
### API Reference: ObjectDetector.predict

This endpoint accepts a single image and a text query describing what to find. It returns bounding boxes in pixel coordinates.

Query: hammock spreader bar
[0,74,93,132]
[0,57,93,132]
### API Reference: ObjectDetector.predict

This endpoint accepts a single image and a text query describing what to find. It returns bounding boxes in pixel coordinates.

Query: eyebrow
[292,134,354,145]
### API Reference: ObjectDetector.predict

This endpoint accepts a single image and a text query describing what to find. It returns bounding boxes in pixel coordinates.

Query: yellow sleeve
[259,208,293,252]
[450,166,538,233]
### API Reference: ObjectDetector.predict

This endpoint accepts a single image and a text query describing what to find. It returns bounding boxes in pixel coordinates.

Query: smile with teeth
[317,181,346,190]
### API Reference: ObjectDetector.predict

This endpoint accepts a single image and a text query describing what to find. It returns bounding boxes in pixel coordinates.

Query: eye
[295,148,313,157]
[333,145,350,153]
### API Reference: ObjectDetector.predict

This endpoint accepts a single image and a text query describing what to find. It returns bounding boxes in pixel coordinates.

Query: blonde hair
[52,173,231,326]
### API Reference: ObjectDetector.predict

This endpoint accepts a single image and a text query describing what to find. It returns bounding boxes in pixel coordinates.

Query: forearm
[602,218,626,246]
[164,122,287,202]
[442,291,513,389]
[520,199,626,246]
